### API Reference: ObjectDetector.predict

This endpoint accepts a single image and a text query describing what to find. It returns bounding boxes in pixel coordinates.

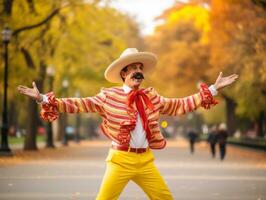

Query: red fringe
[40,92,59,122]
[200,83,219,109]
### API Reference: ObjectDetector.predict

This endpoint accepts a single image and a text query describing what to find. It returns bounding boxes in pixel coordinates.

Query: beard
[131,72,144,80]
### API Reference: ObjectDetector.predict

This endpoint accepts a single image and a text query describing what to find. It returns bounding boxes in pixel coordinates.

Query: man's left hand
[214,72,239,91]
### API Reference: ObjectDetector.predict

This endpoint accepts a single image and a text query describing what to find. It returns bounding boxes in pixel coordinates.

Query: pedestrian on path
[217,123,228,160]
[186,128,199,154]
[18,48,238,199]
[207,125,218,158]
[208,125,218,158]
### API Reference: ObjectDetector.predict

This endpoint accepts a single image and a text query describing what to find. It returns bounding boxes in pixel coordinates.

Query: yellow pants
[96,148,173,200]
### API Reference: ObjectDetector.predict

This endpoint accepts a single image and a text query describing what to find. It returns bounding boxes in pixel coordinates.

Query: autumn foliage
[146,0,266,135]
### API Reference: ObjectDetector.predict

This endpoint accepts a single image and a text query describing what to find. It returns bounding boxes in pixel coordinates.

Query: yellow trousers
[96,148,173,200]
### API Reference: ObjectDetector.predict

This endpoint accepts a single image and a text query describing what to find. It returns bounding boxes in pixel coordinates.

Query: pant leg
[96,149,135,200]
[223,143,227,158]
[220,143,226,160]
[132,150,174,200]
[210,143,216,157]
[190,140,194,153]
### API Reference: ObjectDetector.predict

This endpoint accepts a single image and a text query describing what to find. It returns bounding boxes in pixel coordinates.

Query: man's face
[121,62,144,89]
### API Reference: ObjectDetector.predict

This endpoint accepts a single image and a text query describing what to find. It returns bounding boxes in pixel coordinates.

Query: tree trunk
[23,61,46,150]
[61,114,68,145]
[257,111,265,137]
[75,114,81,142]
[3,0,13,15]
[57,115,64,141]
[8,100,17,136]
[24,99,38,150]
[224,95,237,136]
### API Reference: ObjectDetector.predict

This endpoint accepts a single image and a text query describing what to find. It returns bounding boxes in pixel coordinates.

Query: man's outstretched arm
[17,82,106,122]
[159,72,238,116]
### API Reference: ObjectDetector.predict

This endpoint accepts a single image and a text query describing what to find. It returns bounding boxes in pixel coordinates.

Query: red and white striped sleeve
[159,83,218,116]
[39,90,106,122]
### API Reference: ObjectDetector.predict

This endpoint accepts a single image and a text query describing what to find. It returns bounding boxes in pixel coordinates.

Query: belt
[111,145,148,154]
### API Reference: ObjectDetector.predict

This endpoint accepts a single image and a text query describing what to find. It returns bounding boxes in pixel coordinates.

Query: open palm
[17,82,42,102]
[214,72,239,91]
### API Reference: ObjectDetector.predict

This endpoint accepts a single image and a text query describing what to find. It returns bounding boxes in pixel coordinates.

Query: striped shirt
[39,84,218,149]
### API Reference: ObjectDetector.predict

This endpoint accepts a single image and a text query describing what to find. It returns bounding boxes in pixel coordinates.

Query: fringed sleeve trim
[40,92,59,122]
[200,83,219,109]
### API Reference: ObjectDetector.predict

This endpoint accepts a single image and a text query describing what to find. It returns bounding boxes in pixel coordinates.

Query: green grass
[199,134,266,149]
[8,135,46,145]
[228,137,266,146]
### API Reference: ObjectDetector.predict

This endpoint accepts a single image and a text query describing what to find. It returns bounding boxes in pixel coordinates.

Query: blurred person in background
[207,125,218,158]
[217,123,228,160]
[187,128,199,154]
[17,48,238,199]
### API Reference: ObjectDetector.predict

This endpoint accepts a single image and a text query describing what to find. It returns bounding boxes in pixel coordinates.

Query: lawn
[8,135,46,144]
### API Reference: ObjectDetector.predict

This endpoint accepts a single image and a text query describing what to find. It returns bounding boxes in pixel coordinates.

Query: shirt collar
[122,84,132,94]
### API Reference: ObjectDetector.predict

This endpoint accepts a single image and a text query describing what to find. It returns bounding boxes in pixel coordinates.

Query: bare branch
[12,3,69,37]
[20,47,36,69]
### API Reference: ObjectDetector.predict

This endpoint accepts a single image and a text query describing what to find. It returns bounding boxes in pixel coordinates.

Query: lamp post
[62,78,69,146]
[46,65,55,148]
[0,26,12,156]
[75,90,81,143]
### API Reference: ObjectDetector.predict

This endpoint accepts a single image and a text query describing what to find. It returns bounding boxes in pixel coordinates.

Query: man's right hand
[17,82,42,102]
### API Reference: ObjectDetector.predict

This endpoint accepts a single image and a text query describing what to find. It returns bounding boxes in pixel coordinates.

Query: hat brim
[104,52,157,83]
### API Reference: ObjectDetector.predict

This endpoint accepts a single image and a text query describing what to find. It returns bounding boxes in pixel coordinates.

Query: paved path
[0,139,265,200]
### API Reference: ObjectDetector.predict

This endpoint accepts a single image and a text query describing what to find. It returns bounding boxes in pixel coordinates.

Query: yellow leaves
[166,5,210,44]
[147,4,212,98]
[46,3,143,96]
[0,0,144,127]
[199,99,226,124]
[147,0,266,121]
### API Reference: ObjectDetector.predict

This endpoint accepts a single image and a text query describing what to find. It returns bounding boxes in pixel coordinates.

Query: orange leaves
[146,0,266,121]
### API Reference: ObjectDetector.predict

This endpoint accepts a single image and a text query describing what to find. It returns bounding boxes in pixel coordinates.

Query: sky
[109,0,177,36]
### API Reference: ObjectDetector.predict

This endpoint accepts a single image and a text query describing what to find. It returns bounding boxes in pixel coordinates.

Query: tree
[147,3,211,93]
[0,0,144,150]
[146,0,266,136]
[209,0,266,135]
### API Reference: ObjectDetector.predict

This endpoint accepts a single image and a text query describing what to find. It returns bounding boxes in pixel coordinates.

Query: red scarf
[127,89,154,140]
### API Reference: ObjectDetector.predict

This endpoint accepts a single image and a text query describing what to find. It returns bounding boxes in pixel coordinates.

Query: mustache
[131,72,144,80]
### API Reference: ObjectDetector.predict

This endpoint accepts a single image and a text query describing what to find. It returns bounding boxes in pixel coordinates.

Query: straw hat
[104,48,157,83]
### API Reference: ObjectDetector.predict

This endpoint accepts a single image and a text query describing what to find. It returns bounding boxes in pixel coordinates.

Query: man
[17,48,238,199]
